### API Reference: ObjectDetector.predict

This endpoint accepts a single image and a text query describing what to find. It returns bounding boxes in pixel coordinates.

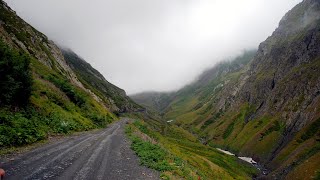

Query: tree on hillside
[0,40,32,107]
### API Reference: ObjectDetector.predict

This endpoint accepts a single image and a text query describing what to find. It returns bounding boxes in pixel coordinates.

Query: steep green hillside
[163,50,256,122]
[126,119,258,179]
[62,49,141,114]
[134,0,320,179]
[0,1,129,148]
[131,50,256,115]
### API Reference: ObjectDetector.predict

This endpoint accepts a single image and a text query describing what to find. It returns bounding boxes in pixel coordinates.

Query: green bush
[0,106,95,147]
[47,75,86,106]
[0,40,32,107]
[126,121,173,171]
[0,110,47,146]
[133,120,149,134]
[46,112,78,133]
[86,113,113,127]
[130,136,173,171]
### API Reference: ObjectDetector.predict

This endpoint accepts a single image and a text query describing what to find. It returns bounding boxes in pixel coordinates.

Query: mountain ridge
[132,0,320,179]
[61,48,142,113]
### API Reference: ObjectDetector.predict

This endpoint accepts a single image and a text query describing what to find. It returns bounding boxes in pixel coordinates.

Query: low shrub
[130,136,173,171]
[47,76,86,106]
[0,110,47,146]
[126,121,173,172]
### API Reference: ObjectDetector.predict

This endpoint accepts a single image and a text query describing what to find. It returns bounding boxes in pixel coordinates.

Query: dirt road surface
[1,118,159,180]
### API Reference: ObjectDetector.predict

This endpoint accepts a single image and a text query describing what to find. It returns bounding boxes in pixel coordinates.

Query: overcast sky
[5,0,301,94]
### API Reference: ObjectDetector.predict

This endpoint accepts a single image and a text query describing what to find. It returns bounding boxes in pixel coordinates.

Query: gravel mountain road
[1,118,159,180]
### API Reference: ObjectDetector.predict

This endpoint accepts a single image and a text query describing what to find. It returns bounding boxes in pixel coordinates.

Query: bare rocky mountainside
[132,0,320,179]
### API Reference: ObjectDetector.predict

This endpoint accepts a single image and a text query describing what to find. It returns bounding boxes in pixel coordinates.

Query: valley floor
[1,118,159,180]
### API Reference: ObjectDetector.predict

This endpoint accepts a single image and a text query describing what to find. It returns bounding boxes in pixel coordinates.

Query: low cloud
[5,0,302,94]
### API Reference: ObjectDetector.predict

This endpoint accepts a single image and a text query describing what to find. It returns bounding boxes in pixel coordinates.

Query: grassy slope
[126,119,258,180]
[0,1,117,149]
[130,92,174,113]
[162,61,320,176]
[162,58,320,178]
[62,49,141,113]
[0,43,116,148]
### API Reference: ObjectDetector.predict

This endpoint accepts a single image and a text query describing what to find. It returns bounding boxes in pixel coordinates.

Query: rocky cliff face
[240,0,320,124]
[133,0,320,179]
[237,0,320,161]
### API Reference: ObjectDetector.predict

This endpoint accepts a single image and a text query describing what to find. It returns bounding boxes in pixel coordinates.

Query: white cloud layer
[5,0,302,94]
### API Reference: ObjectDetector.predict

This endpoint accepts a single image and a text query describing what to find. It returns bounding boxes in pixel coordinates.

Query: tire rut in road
[3,130,102,176]
[4,123,120,180]
[70,124,120,180]
[2,119,160,180]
